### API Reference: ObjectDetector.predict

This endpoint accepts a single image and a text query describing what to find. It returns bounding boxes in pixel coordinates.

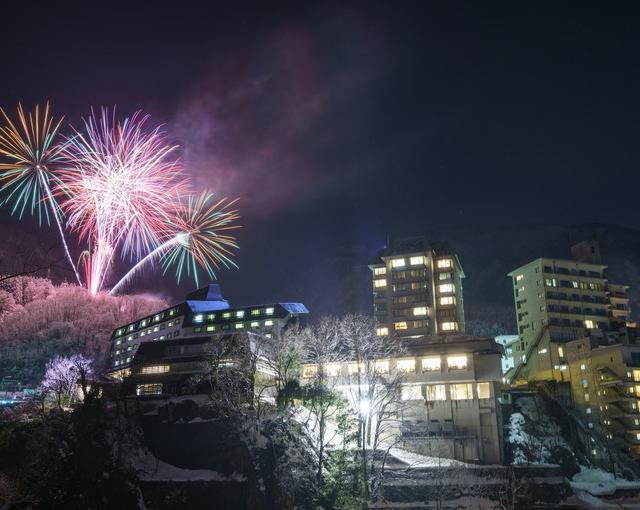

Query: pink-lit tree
[40,354,93,409]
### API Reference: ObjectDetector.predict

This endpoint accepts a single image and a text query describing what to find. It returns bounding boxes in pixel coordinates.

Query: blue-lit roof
[280,303,309,314]
[186,299,231,313]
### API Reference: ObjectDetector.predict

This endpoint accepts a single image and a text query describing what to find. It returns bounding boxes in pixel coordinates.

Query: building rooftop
[369,237,457,265]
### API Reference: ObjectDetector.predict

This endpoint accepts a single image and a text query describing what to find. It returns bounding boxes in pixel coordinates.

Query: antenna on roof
[385,233,390,248]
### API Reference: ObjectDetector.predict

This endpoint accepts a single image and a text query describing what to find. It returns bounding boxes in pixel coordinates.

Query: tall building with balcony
[506,241,632,385]
[369,238,465,338]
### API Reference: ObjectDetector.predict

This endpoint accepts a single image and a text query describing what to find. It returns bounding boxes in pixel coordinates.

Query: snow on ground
[507,396,570,465]
[571,489,617,508]
[131,450,247,483]
[571,466,640,497]
[387,446,469,468]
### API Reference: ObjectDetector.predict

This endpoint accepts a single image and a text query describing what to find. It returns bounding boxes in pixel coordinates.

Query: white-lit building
[301,334,504,464]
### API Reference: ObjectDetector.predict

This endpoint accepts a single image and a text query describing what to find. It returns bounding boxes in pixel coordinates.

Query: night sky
[2,2,640,313]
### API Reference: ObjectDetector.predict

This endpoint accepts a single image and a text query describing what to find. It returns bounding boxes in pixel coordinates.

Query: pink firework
[57,109,189,293]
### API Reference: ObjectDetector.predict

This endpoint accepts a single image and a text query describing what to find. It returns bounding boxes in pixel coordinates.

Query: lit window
[425,384,446,401]
[413,306,427,316]
[438,272,451,281]
[558,346,565,358]
[515,274,524,282]
[582,379,589,388]
[236,310,245,318]
[116,329,123,336]
[348,362,365,375]
[586,407,592,414]
[584,320,596,329]
[447,355,467,370]
[374,279,387,288]
[401,385,422,400]
[584,393,590,402]
[391,258,406,268]
[634,370,640,382]
[302,365,318,378]
[325,363,342,377]
[396,359,415,373]
[140,319,148,327]
[438,284,455,294]
[437,259,452,268]
[451,383,473,400]
[394,322,408,330]
[374,267,387,275]
[141,365,170,374]
[581,364,586,370]
[235,323,244,329]
[374,360,390,373]
[194,327,202,333]
[251,321,260,328]
[264,320,274,326]
[421,357,441,372]
[538,348,548,354]
[250,309,260,316]
[441,321,458,332]
[265,307,274,315]
[136,383,163,396]
[167,321,173,328]
[440,296,455,306]
[206,325,215,332]
[168,309,176,316]
[222,312,231,319]
[477,382,491,399]
[409,256,424,265]
[376,327,389,336]
[153,315,161,322]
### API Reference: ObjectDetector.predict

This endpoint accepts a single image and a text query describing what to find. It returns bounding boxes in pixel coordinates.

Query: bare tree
[40,354,93,409]
[340,313,406,499]
[298,317,347,485]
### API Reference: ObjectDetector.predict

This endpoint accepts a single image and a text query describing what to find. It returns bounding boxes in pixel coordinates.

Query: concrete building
[301,333,505,464]
[369,238,466,338]
[506,242,631,385]
[561,326,640,459]
[106,284,309,397]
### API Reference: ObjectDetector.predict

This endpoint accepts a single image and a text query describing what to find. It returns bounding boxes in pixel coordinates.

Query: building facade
[561,327,640,459]
[506,243,631,384]
[107,284,309,397]
[301,334,504,464]
[369,238,466,338]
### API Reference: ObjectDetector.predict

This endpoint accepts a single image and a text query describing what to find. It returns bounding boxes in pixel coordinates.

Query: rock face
[138,411,273,510]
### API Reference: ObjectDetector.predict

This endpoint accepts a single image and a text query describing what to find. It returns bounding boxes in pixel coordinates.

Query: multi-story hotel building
[561,327,640,460]
[369,238,466,338]
[107,284,309,397]
[506,241,631,384]
[301,333,505,464]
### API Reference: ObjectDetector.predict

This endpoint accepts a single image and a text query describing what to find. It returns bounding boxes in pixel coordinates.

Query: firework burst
[0,103,81,284]
[57,109,190,293]
[109,193,240,295]
[160,193,240,286]
[1,104,240,295]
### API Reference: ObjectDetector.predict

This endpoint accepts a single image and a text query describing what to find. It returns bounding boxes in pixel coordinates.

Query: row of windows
[392,293,428,305]
[192,307,274,323]
[141,365,170,374]
[116,320,182,344]
[394,319,429,331]
[391,306,429,318]
[544,279,604,291]
[192,319,274,333]
[115,308,180,336]
[389,256,427,268]
[136,383,163,396]
[401,382,491,401]
[393,281,428,292]
[302,354,469,377]
[542,266,602,278]
[392,269,427,281]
